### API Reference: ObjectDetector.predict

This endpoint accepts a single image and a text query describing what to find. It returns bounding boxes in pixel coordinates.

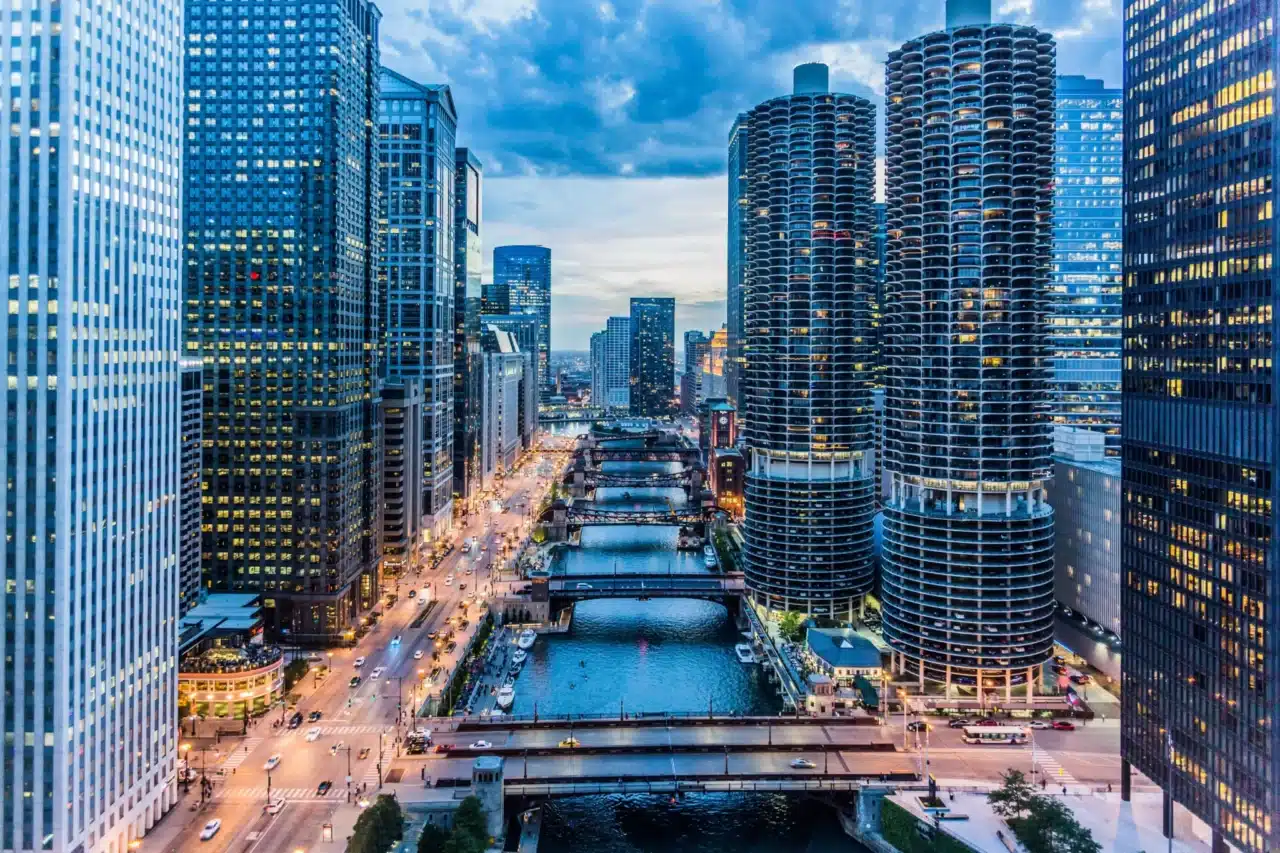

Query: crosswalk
[214,785,348,803]
[218,737,263,773]
[1032,744,1079,788]
[317,725,395,736]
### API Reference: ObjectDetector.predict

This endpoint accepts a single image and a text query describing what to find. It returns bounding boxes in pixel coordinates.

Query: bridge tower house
[472,755,506,842]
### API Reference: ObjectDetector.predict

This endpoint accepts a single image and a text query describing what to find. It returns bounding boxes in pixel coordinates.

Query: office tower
[681,331,711,414]
[493,245,552,390]
[481,282,511,315]
[482,314,539,365]
[181,359,206,615]
[379,68,456,556]
[2,1,183,849]
[629,298,677,417]
[186,0,383,639]
[591,331,608,406]
[454,149,484,504]
[603,316,633,410]
[479,327,530,485]
[727,113,750,408]
[872,202,888,386]
[699,327,730,403]
[740,63,878,618]
[1050,75,1122,453]
[880,0,1057,692]
[1121,2,1278,848]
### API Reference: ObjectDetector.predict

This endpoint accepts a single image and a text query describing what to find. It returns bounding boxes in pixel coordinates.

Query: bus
[962,725,1028,745]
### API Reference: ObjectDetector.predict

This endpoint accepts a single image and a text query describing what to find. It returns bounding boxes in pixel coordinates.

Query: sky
[377,0,1124,350]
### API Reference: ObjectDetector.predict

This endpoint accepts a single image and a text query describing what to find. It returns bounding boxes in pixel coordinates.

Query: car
[445,641,457,654]
[358,747,371,760]
[1053,654,1066,665]
[354,656,367,667]
[200,819,222,840]
[263,754,281,771]
[308,710,323,722]
[317,780,333,796]
[558,737,580,748]
[576,582,593,590]
[1051,720,1076,731]
[370,667,385,679]
[429,667,442,682]
[469,740,493,749]
[330,741,345,755]
[459,583,467,591]
[413,649,424,660]
[1027,720,1052,730]
[428,631,438,640]
[1069,674,1092,685]
[976,719,1003,727]
[349,676,361,688]
[287,711,303,729]
[789,758,817,769]
[391,635,401,645]
[266,797,286,815]
[305,727,322,742]
[445,575,454,586]
[407,589,416,599]
[948,719,972,729]
[906,721,930,732]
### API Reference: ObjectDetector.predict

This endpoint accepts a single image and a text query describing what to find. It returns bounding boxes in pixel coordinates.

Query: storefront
[178,645,284,720]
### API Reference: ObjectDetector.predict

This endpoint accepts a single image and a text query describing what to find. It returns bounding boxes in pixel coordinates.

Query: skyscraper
[590,331,609,406]
[181,359,206,616]
[1051,75,1122,453]
[1121,1,1278,848]
[681,330,712,413]
[629,298,677,417]
[726,113,750,408]
[493,245,552,391]
[740,63,878,618]
[604,316,633,410]
[3,1,183,849]
[454,149,484,504]
[881,0,1057,692]
[186,0,383,640]
[872,202,888,386]
[379,69,456,556]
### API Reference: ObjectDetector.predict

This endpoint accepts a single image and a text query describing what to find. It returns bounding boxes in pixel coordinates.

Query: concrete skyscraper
[454,149,484,504]
[1050,75,1122,453]
[2,2,183,850]
[726,113,750,408]
[493,246,552,392]
[629,298,677,417]
[185,0,383,640]
[880,0,1057,692]
[1121,0,1278,848]
[739,64,878,618]
[378,69,456,566]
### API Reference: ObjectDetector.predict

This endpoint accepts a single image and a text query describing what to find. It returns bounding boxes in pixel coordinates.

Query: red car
[1051,720,1076,731]
[976,719,1004,727]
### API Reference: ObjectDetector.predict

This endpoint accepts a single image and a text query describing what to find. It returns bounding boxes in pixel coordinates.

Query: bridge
[556,504,705,527]
[539,405,610,423]
[545,573,745,601]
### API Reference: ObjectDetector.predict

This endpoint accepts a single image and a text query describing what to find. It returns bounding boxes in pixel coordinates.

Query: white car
[200,819,222,840]
[789,758,816,769]
[576,582,593,590]
[413,650,424,660]
[304,727,322,742]
[370,666,385,679]
[263,754,281,771]
[445,575,454,586]
[469,740,493,750]
[390,635,401,646]
[353,656,367,668]
[266,797,286,815]
[1027,720,1052,730]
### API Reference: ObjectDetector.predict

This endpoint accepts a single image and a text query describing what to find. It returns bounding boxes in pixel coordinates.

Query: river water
[529,425,867,852]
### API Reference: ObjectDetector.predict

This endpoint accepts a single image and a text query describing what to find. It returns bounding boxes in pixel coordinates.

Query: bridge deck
[454,713,873,731]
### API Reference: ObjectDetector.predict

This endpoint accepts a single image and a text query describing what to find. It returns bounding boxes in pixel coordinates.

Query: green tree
[417,823,450,853]
[452,796,489,847]
[282,658,310,691]
[1011,796,1102,853]
[987,768,1037,819]
[348,795,403,853]
[777,611,807,644]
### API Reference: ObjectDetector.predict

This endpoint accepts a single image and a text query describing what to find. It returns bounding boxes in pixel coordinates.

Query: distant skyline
[378,0,1123,348]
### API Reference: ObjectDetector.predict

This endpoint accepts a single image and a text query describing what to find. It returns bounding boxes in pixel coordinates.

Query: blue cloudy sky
[377,0,1122,350]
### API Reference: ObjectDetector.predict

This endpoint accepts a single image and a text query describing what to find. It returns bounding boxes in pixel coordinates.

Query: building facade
[727,114,750,408]
[590,331,608,406]
[740,63,878,619]
[1051,75,1122,453]
[492,245,551,391]
[603,316,633,410]
[454,149,484,505]
[379,383,426,576]
[1120,0,1278,847]
[479,328,529,486]
[681,331,711,415]
[881,1,1057,691]
[872,202,888,386]
[2,2,184,850]
[185,0,383,640]
[629,298,677,417]
[181,359,205,615]
[480,282,510,315]
[379,69,456,551]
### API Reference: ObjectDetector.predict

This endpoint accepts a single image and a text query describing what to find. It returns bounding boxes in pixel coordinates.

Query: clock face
[719,416,728,425]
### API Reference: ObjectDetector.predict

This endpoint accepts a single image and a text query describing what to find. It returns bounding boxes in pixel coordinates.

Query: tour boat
[734,643,757,664]
[517,629,537,650]
[512,648,528,665]
[495,684,516,710]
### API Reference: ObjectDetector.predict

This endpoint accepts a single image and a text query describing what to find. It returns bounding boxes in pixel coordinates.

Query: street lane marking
[217,737,263,773]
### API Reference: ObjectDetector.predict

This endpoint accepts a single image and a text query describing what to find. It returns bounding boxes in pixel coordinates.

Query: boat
[704,545,717,559]
[512,648,528,665]
[517,629,537,650]
[704,553,719,569]
[622,491,632,500]
[734,643,757,664]
[495,684,515,710]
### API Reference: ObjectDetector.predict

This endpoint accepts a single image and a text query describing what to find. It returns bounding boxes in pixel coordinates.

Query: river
[528,424,868,852]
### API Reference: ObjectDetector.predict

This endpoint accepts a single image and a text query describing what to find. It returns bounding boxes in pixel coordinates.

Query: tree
[452,795,489,847]
[417,823,450,853]
[1012,796,1102,853]
[987,768,1037,819]
[282,658,310,691]
[777,611,807,644]
[348,795,403,853]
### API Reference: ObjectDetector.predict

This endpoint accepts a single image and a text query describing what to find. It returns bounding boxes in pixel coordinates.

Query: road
[149,449,559,853]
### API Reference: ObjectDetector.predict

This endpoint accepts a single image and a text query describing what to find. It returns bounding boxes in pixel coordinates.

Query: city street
[147,450,558,853]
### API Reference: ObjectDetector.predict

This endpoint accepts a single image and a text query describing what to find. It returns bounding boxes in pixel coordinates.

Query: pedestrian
[1107,783,1112,793]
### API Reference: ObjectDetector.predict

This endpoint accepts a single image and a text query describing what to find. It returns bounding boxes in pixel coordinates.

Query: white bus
[962,725,1028,745]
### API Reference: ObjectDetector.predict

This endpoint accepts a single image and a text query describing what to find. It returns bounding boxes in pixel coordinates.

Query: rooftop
[806,627,883,669]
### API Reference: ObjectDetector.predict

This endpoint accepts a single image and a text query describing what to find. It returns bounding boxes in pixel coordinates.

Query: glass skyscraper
[493,245,552,392]
[1051,75,1122,454]
[185,0,383,640]
[739,64,878,619]
[3,2,183,850]
[1121,0,1278,849]
[726,114,750,408]
[378,69,456,542]
[629,298,677,417]
[881,0,1057,692]
[454,149,484,505]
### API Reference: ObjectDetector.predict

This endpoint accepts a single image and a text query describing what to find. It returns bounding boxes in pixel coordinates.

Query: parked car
[317,780,333,796]
[200,819,222,841]
[1069,674,1092,685]
[1051,721,1076,731]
